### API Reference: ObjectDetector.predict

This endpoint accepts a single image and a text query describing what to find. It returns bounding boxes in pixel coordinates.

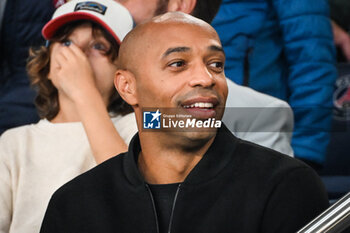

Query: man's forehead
[161,43,225,59]
[130,23,222,61]
[126,12,220,48]
[119,12,222,68]
[143,21,220,43]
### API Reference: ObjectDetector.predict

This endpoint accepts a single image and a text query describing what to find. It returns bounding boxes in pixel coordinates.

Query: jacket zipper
[145,184,160,233]
[145,183,182,233]
[167,184,181,233]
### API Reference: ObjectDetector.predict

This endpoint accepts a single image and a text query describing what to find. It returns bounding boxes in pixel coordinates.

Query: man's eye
[209,62,223,68]
[208,61,224,72]
[169,61,185,67]
[62,39,72,47]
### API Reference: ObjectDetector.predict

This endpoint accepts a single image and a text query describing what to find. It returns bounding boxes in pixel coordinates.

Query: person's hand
[48,41,128,163]
[48,41,97,101]
[332,20,350,62]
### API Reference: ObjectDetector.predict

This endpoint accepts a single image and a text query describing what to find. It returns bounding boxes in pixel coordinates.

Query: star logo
[151,110,161,122]
[143,109,162,129]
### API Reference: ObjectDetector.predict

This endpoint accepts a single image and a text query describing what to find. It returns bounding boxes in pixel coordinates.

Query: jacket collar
[123,124,238,186]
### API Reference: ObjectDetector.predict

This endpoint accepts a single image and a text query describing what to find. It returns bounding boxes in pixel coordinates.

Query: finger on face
[64,43,87,63]
[54,52,68,68]
[62,42,92,68]
[50,43,61,59]
[50,43,70,63]
[66,42,88,60]
[59,44,78,62]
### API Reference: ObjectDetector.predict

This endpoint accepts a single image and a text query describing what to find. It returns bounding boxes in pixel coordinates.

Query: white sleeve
[0,136,13,233]
[223,79,294,156]
[112,113,138,145]
[240,99,294,156]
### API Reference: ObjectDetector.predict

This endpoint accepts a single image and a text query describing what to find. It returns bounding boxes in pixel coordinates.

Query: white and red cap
[42,0,133,44]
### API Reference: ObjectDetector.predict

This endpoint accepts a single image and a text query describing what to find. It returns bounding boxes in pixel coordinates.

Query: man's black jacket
[40,125,329,233]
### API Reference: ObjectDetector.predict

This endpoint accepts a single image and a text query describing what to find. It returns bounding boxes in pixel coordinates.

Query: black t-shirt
[148,183,181,233]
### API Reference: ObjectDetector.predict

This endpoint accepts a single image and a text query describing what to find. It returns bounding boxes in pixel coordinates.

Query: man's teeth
[183,102,214,108]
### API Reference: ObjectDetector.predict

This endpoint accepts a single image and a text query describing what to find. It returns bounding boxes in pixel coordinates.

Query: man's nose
[188,63,216,87]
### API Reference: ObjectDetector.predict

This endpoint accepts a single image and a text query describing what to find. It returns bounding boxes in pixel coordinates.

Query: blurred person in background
[0,0,295,155]
[0,0,56,135]
[211,0,338,170]
[328,0,350,62]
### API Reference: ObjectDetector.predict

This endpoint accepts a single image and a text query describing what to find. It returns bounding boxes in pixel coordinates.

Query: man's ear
[114,70,138,106]
[167,0,196,14]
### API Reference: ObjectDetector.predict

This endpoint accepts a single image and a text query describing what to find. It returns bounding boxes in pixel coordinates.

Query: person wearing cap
[39,12,328,233]
[0,0,137,232]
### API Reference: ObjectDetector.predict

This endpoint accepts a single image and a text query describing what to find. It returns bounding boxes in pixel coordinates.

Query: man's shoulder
[234,137,310,175]
[217,126,299,173]
[229,137,326,205]
[51,153,127,201]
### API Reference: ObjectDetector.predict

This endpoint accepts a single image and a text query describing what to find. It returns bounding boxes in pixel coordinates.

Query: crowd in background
[1,0,349,169]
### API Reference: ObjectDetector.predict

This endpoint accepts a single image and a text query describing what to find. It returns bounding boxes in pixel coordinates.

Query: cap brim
[42,12,121,44]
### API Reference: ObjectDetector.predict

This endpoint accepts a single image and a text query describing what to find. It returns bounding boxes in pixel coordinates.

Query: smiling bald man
[40,12,328,233]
